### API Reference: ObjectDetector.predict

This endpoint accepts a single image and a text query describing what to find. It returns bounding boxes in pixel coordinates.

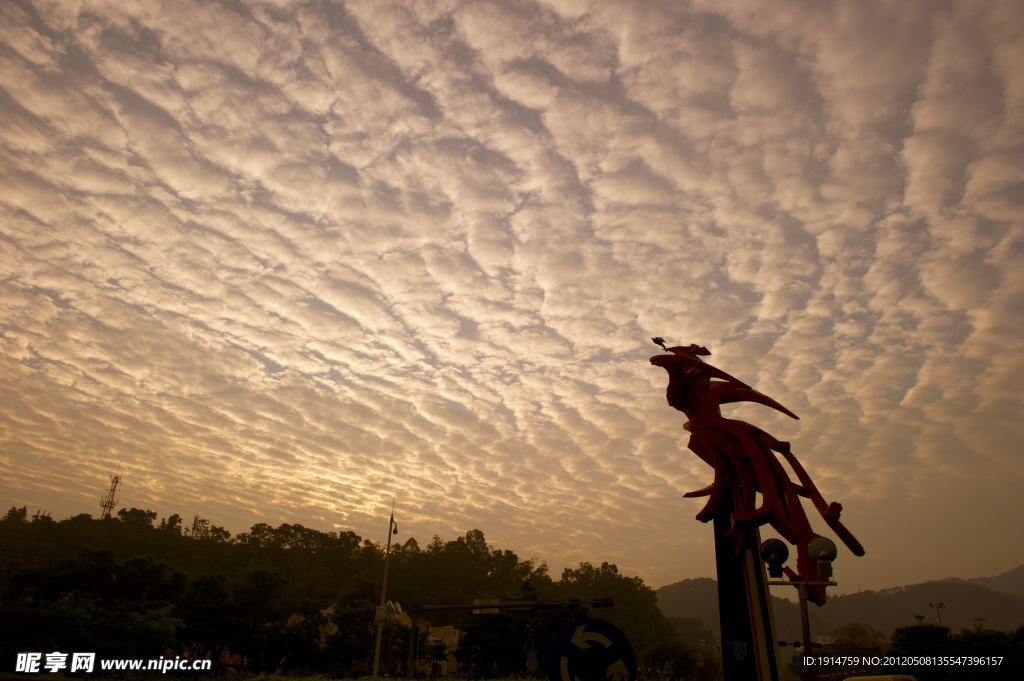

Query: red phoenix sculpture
[651,343,864,604]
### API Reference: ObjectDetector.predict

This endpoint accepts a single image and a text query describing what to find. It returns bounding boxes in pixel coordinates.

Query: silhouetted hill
[936,564,1024,599]
[656,578,805,642]
[822,581,1024,634]
[656,578,723,636]
[967,563,1024,598]
[658,570,1024,642]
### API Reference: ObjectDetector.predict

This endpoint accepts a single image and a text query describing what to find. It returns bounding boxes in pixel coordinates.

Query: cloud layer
[2,0,1023,591]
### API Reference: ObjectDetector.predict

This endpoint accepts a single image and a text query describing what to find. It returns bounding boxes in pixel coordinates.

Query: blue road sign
[549,618,636,681]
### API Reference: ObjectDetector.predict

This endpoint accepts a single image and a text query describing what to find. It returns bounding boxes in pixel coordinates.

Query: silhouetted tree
[460,613,517,677]
[324,601,376,675]
[176,575,240,659]
[2,505,28,523]
[217,569,283,670]
[829,621,888,650]
[953,626,1023,681]
[117,507,157,527]
[641,640,697,681]
[159,513,183,534]
[555,561,674,654]
[0,509,692,678]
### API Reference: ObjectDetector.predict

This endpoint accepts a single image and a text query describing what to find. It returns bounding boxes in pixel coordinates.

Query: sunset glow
[2,0,1023,592]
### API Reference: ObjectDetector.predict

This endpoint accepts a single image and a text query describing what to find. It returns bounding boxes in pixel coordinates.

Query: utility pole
[372,498,398,677]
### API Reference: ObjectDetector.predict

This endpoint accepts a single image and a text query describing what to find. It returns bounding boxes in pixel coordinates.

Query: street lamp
[761,536,839,672]
[372,499,399,677]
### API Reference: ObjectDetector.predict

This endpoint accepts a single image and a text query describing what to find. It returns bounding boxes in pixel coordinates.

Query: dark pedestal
[714,500,782,681]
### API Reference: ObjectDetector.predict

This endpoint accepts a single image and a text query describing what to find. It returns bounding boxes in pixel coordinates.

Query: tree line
[0,506,715,679]
[825,620,1024,681]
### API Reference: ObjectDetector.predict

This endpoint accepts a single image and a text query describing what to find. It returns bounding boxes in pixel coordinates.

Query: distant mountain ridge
[657,564,1024,643]
[935,563,1024,599]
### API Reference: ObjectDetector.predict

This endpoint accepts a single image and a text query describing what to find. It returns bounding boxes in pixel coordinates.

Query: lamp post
[372,500,399,677]
[762,537,839,679]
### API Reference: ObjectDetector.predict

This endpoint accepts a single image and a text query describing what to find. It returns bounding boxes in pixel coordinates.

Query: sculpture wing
[710,382,799,420]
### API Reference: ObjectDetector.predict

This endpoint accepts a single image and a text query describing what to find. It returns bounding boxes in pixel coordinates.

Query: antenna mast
[99,453,124,519]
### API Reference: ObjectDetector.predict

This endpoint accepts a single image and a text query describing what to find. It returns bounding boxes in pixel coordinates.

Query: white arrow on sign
[560,655,629,681]
[571,625,613,649]
[606,659,629,681]
[560,655,581,681]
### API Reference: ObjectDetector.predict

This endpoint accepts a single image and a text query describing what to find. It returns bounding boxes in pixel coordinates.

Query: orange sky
[2,0,1023,593]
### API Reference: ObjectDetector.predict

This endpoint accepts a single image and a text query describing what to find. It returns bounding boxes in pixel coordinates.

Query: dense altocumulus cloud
[2,0,1022,591]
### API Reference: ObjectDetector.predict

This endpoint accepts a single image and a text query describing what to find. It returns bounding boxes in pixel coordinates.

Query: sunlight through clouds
[2,0,1023,591]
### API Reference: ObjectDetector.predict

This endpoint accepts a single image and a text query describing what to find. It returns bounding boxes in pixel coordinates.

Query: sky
[2,0,1023,596]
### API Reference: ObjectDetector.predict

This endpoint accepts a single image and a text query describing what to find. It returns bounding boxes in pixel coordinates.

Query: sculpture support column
[714,494,782,681]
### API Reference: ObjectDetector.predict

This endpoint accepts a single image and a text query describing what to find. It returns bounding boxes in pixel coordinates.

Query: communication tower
[100,472,121,519]
[100,454,124,519]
